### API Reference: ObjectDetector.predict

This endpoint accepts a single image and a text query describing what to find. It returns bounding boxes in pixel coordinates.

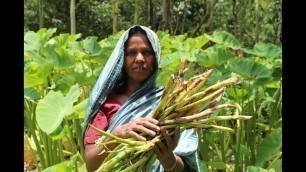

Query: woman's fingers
[173,126,180,147]
[136,119,160,133]
[128,131,147,141]
[155,138,167,152]
[161,128,173,150]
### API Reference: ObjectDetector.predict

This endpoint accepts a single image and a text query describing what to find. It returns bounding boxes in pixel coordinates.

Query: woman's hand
[154,127,181,170]
[112,117,160,141]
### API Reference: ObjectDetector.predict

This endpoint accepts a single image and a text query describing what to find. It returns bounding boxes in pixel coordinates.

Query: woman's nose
[135,53,145,63]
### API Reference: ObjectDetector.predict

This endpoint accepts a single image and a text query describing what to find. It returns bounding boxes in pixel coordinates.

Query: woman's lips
[132,67,146,72]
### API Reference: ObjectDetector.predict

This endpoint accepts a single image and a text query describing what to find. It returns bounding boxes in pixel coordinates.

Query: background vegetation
[24,0,282,171]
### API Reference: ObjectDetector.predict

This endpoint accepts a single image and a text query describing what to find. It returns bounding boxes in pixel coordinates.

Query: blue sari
[83,25,200,171]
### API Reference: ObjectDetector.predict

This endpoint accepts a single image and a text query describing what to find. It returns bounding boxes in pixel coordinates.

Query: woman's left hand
[154,127,180,170]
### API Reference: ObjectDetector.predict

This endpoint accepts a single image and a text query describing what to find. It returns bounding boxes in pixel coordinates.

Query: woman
[83,25,200,172]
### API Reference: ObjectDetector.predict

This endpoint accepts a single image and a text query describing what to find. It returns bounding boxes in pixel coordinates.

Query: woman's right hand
[112,117,160,141]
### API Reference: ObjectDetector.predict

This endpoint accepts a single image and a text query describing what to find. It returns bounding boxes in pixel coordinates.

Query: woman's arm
[85,117,160,172]
[85,139,118,172]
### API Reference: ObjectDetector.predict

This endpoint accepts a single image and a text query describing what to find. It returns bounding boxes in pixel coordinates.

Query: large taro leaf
[242,43,282,59]
[205,30,241,50]
[37,28,57,46]
[229,58,273,79]
[82,36,108,64]
[255,128,282,167]
[24,88,41,100]
[185,35,210,50]
[229,58,273,88]
[24,31,41,53]
[82,37,102,56]
[52,33,82,48]
[159,51,182,70]
[24,62,53,88]
[36,84,80,134]
[24,28,57,53]
[195,45,235,67]
[66,98,88,119]
[42,44,76,69]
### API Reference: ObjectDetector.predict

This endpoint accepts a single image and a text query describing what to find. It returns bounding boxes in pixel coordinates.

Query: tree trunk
[192,0,219,37]
[143,0,149,25]
[162,0,170,31]
[149,0,153,27]
[70,0,76,34]
[38,0,43,29]
[232,0,238,37]
[255,0,259,42]
[113,0,118,34]
[238,0,246,42]
[134,0,139,24]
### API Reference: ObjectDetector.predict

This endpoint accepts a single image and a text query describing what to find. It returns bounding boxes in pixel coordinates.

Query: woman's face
[124,32,155,84]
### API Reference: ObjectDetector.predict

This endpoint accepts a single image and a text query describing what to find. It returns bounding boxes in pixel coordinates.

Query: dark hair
[112,26,157,94]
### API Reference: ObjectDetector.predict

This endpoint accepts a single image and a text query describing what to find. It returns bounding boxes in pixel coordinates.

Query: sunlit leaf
[205,30,241,50]
[36,84,80,134]
[196,45,235,67]
[24,62,53,88]
[242,43,282,59]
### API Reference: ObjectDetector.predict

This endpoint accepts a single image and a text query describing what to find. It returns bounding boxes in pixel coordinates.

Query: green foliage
[255,128,282,167]
[24,27,282,171]
[205,30,241,50]
[36,84,80,134]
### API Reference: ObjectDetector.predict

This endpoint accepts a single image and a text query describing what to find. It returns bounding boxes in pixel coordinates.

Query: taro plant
[24,28,120,171]
[24,28,282,171]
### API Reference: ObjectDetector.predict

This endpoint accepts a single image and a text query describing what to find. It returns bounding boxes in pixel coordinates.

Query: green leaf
[38,28,57,46]
[24,62,53,88]
[56,74,76,94]
[229,58,273,79]
[207,161,226,169]
[205,30,241,50]
[49,125,68,140]
[83,36,102,56]
[233,144,251,157]
[66,98,88,119]
[196,45,235,67]
[268,159,282,172]
[246,166,275,172]
[43,161,68,172]
[42,44,76,69]
[199,161,210,172]
[24,31,41,52]
[36,84,80,134]
[242,43,282,59]
[24,88,41,100]
[185,35,209,50]
[255,128,282,167]
[159,51,182,69]
[66,153,80,172]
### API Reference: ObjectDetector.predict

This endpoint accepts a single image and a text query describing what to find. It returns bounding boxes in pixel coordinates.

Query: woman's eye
[143,51,153,56]
[127,51,136,56]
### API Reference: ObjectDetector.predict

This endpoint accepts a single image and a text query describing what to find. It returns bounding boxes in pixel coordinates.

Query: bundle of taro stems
[89,57,252,172]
